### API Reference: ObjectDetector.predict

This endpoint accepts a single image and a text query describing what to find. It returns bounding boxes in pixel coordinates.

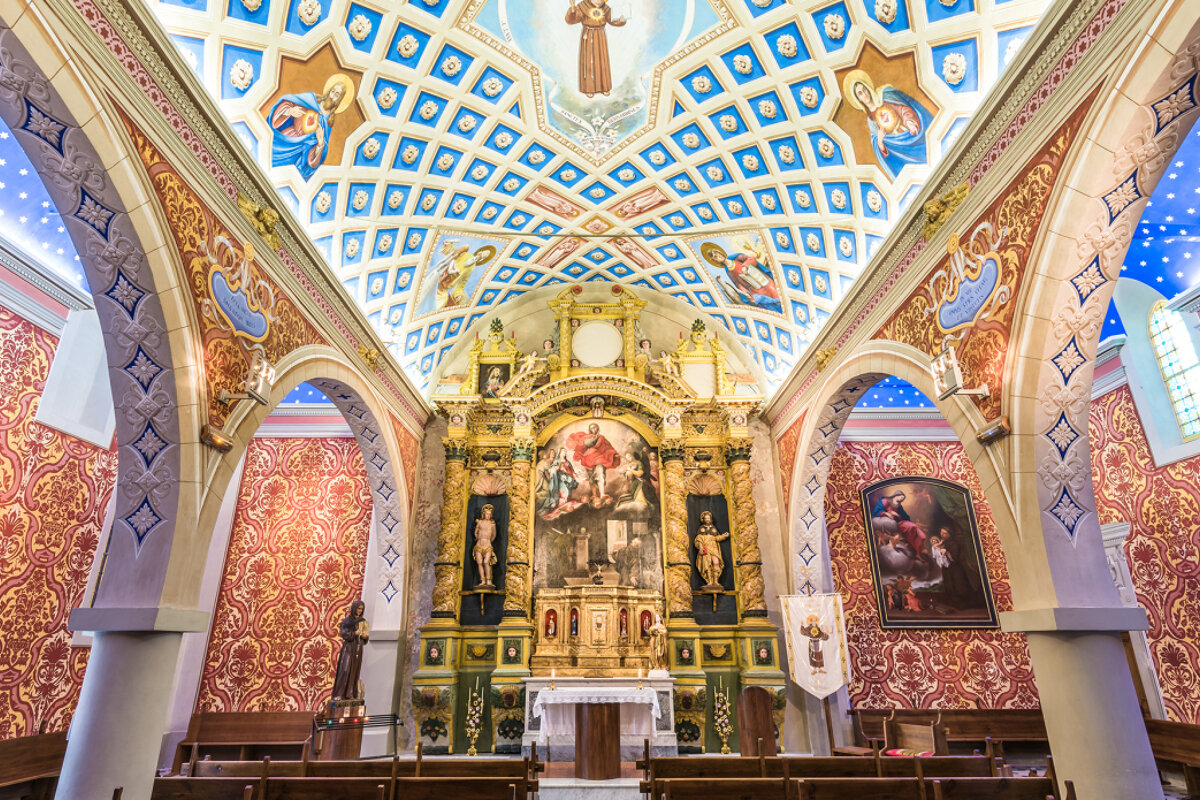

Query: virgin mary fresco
[842,70,933,181]
[269,73,355,181]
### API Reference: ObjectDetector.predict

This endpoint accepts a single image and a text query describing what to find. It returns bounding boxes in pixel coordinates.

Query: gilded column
[727,439,767,617]
[431,439,469,618]
[661,441,692,617]
[503,438,534,617]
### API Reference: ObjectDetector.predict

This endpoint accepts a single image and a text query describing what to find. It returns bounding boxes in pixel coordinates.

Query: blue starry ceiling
[280,381,334,404]
[1102,121,1200,340]
[854,376,934,409]
[149,0,1050,396]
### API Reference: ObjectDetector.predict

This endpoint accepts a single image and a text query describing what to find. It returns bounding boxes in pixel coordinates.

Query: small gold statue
[473,504,498,588]
[694,510,731,590]
[648,613,668,672]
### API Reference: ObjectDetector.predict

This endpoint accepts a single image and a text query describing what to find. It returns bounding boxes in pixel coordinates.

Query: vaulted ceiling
[144,0,1049,396]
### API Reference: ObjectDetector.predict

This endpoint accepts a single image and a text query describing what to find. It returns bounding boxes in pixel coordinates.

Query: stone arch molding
[0,22,184,606]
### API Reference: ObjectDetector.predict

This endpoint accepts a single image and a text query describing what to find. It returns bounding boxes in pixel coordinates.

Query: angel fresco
[842,70,933,181]
[269,74,355,181]
[564,0,627,97]
[699,236,782,315]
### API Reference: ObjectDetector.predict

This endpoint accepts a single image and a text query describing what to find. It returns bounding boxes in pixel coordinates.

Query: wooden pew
[0,731,67,795]
[658,777,791,800]
[174,712,315,773]
[187,755,538,789]
[1146,718,1200,795]
[155,772,534,799]
[152,777,258,799]
[850,709,1046,755]
[929,776,1071,799]
[795,777,924,800]
[882,711,949,756]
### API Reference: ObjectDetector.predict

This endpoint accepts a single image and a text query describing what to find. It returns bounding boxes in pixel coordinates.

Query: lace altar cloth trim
[532,686,662,719]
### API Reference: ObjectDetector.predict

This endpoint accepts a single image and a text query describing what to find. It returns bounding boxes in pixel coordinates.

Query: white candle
[638,668,643,679]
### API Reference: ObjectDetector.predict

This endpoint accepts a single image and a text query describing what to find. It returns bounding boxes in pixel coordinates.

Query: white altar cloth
[532,686,661,720]
[522,677,677,761]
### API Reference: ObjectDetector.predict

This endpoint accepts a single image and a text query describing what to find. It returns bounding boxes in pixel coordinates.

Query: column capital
[69,606,209,633]
[660,440,686,462]
[444,438,469,462]
[725,438,753,463]
[1000,605,1148,633]
[511,437,535,462]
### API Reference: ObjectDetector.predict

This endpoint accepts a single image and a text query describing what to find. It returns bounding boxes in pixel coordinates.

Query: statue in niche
[639,609,652,638]
[473,504,499,588]
[564,0,627,98]
[648,614,668,672]
[570,608,579,637]
[330,600,369,701]
[545,609,558,638]
[619,608,629,637]
[694,510,731,590]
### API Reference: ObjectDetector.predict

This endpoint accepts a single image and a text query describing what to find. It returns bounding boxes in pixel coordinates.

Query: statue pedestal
[314,700,364,761]
[522,676,677,763]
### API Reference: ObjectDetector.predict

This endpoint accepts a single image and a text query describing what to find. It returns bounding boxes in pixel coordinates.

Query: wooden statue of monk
[565,0,627,98]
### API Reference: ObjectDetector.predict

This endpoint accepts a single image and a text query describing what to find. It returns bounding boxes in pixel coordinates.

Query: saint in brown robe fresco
[564,0,627,97]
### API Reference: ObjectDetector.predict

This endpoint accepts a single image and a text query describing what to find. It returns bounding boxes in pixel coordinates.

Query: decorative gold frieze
[922,181,970,241]
[236,194,282,251]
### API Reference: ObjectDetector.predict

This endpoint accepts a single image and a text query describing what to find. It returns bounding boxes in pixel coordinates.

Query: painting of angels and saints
[532,418,664,592]
[859,477,997,629]
[689,232,783,315]
[469,0,726,155]
[413,233,500,318]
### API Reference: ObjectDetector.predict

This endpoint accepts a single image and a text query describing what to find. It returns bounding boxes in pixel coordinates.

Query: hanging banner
[780,593,851,700]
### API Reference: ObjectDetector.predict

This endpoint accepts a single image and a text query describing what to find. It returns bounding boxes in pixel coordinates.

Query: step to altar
[537,777,642,800]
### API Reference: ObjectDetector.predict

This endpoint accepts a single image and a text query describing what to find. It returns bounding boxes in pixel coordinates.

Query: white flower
[758,99,778,119]
[589,186,606,198]
[838,236,853,257]
[728,200,744,215]
[419,100,439,120]
[348,13,372,42]
[799,86,819,108]
[397,272,411,288]
[806,233,820,252]
[298,0,321,25]
[817,137,835,158]
[691,75,712,94]
[732,54,753,75]
[519,245,532,256]
[362,137,380,159]
[823,12,846,40]
[560,168,577,181]
[370,276,384,294]
[706,165,724,181]
[482,76,504,97]
[504,177,520,191]
[457,115,477,132]
[397,34,419,58]
[495,131,513,148]
[867,190,883,212]
[378,234,393,252]
[483,207,498,219]
[388,190,404,209]
[315,191,332,213]
[408,232,422,248]
[452,198,468,214]
[441,56,462,77]
[760,194,776,211]
[674,178,691,191]
[778,144,796,164]
[776,34,797,58]
[649,150,666,165]
[228,58,254,91]
[345,238,360,258]
[943,52,967,86]
[401,144,420,164]
[471,165,489,180]
[665,247,679,258]
[241,0,262,11]
[719,114,738,132]
[529,149,545,164]
[420,194,436,211]
[831,189,847,209]
[682,132,700,149]
[670,214,685,226]
[775,232,789,248]
[814,274,827,293]
[352,189,369,210]
[437,153,455,171]
[795,190,811,208]
[697,206,713,220]
[874,0,896,24]
[1004,38,1026,66]
[618,168,635,181]
[742,154,760,171]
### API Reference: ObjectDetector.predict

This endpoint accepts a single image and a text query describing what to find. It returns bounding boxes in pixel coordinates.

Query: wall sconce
[976,416,1010,445]
[217,350,276,405]
[201,424,234,453]
[930,346,989,401]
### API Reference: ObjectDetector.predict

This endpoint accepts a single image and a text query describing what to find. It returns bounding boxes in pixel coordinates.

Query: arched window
[1149,300,1200,440]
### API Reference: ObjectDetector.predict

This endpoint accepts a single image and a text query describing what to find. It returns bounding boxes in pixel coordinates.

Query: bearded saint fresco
[564,0,627,97]
[842,70,933,181]
[268,73,354,181]
[696,235,783,315]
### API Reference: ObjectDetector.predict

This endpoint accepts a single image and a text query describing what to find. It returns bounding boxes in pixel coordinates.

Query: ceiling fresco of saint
[147,0,1049,394]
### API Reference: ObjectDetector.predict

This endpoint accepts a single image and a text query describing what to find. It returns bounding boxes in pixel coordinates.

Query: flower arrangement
[465,679,484,756]
[714,679,733,755]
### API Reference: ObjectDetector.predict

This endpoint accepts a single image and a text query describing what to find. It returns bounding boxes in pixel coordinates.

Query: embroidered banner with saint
[780,593,850,700]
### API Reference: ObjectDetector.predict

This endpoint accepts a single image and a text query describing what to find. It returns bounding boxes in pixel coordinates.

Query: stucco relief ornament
[867,189,883,212]
[697,206,714,220]
[401,144,420,165]
[874,0,897,23]
[436,153,455,171]
[665,246,679,258]
[352,189,369,210]
[775,231,789,248]
[706,165,724,181]
[482,76,504,97]
[390,307,403,323]
[838,236,853,257]
[298,0,321,25]
[760,194,776,211]
[673,178,691,191]
[378,234,393,252]
[817,137,835,158]
[512,214,527,225]
[529,149,546,164]
[691,75,712,94]
[495,131,513,148]
[483,207,498,219]
[419,101,439,120]
[315,191,332,213]
[719,114,738,132]
[813,274,827,292]
[397,34,420,58]
[348,14,372,41]
[503,178,520,192]
[362,137,380,159]
[799,86,819,108]
[728,200,744,215]
[743,154,760,171]
[457,115,477,133]
[670,214,686,226]
[388,190,404,209]
[943,52,968,86]
[370,276,384,294]
[618,168,636,181]
[345,238,360,258]
[776,34,798,58]
[241,0,262,11]
[758,99,778,119]
[823,13,845,40]
[682,132,701,149]
[420,194,436,211]
[831,188,847,209]
[649,150,667,165]
[229,59,254,91]
[518,245,533,256]
[795,190,811,208]
[732,54,754,75]
[560,168,578,181]
[1004,38,1026,66]
[452,198,468,214]
[377,87,397,109]
[778,145,796,164]
[469,165,487,181]
[539,224,554,235]
[441,56,462,77]
[590,186,606,199]
[806,233,820,252]
[408,232,423,248]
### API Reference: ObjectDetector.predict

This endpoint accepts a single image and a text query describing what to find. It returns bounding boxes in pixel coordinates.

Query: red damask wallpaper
[825,440,1039,709]
[196,437,372,712]
[0,309,118,739]
[1090,386,1200,724]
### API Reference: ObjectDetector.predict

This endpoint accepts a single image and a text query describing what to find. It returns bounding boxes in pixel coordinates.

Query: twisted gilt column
[503,438,534,617]
[661,441,692,617]
[431,440,469,618]
[727,440,767,617]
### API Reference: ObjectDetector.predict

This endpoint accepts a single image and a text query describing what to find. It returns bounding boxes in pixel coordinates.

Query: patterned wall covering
[196,436,371,712]
[775,409,803,518]
[0,308,118,739]
[824,439,1038,709]
[1090,385,1200,724]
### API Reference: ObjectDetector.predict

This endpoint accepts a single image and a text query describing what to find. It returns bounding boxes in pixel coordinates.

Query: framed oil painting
[858,477,997,629]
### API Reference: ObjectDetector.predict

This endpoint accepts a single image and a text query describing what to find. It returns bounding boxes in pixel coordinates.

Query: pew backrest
[930,776,1057,800]
[658,777,789,800]
[795,777,924,800]
[152,777,259,800]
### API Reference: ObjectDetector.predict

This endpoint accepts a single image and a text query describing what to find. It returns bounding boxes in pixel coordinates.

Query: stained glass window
[1149,300,1200,440]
